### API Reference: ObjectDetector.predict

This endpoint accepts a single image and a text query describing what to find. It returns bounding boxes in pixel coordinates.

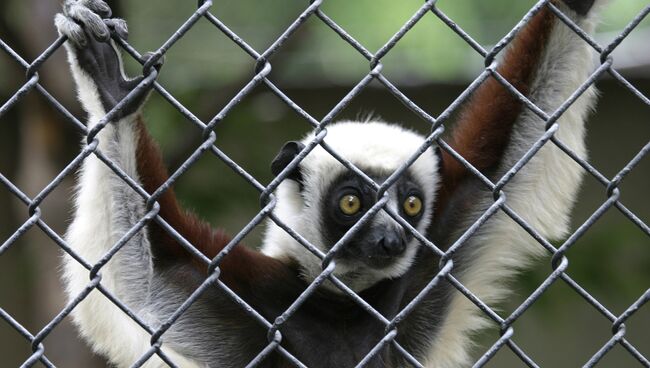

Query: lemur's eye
[403,196,422,217]
[339,195,361,216]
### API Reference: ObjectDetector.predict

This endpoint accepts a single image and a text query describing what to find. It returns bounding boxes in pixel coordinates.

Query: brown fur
[134,118,291,292]
[436,5,556,214]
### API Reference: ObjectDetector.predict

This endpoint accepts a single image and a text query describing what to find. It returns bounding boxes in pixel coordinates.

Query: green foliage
[123,0,650,90]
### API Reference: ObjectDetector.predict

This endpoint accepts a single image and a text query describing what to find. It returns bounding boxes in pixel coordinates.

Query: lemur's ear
[271,141,306,185]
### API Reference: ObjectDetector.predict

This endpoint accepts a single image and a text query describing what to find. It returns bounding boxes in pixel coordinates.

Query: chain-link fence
[1,0,649,367]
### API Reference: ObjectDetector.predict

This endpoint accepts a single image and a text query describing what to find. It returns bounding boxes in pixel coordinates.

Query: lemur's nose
[378,232,406,256]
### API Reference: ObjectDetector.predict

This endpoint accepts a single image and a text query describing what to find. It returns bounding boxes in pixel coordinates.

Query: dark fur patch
[134,118,296,294]
[319,170,424,263]
[74,30,147,119]
[434,6,556,219]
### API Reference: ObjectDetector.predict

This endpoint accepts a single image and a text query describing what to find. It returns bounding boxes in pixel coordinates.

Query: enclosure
[0,0,649,367]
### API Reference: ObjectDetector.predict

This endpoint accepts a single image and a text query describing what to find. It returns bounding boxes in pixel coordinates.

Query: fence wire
[1,0,649,367]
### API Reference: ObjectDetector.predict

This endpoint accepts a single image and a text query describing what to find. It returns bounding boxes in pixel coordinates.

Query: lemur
[56,0,600,366]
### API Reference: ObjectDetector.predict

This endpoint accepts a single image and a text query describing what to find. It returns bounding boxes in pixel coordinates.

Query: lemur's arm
[57,1,294,366]
[57,0,287,277]
[411,1,599,365]
[435,0,595,213]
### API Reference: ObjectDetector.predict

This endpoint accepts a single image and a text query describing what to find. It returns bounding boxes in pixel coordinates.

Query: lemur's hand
[560,0,596,15]
[55,0,161,119]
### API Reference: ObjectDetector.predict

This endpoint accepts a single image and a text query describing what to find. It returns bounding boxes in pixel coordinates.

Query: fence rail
[1,0,649,367]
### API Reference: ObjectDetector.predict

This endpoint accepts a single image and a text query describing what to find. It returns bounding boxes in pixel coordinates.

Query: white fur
[61,41,203,367]
[261,121,439,291]
[423,4,601,367]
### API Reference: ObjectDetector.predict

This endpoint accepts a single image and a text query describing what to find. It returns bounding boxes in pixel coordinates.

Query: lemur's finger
[82,0,112,18]
[143,51,165,70]
[66,4,110,42]
[55,13,87,47]
[105,18,129,40]
[122,75,146,92]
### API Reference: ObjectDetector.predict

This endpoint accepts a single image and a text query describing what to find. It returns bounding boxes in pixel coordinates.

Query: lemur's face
[321,171,426,271]
[264,121,439,290]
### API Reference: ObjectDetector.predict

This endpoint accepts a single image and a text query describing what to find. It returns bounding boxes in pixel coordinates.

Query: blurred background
[0,0,648,366]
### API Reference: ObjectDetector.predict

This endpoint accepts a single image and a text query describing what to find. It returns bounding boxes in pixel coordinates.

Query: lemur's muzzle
[377,232,406,257]
[351,223,408,269]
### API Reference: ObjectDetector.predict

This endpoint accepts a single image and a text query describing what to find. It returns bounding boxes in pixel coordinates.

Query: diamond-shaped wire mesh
[0,0,648,367]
